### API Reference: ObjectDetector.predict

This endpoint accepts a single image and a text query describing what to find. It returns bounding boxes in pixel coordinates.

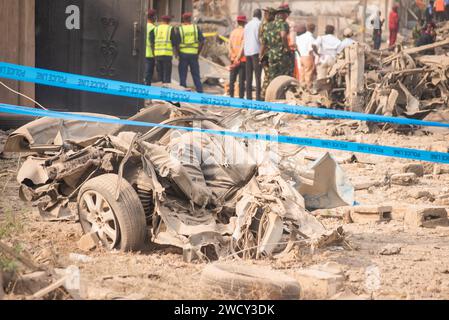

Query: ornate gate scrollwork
[100,17,119,77]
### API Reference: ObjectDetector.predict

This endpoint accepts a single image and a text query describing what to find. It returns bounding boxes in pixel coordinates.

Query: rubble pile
[278,40,449,127]
[436,21,449,41]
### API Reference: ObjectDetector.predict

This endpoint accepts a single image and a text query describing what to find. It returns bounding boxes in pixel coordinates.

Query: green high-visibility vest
[179,24,199,55]
[146,22,156,58]
[154,24,173,57]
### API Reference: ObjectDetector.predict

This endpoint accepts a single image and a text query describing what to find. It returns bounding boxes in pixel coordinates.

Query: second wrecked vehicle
[5,103,351,261]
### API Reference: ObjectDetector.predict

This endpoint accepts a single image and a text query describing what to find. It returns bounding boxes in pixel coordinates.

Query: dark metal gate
[36,0,148,117]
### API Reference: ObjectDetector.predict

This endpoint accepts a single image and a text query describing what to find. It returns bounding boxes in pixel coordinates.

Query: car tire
[200,263,301,300]
[265,75,300,102]
[77,174,146,251]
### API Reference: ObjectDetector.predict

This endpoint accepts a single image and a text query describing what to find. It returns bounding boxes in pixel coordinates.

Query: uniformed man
[177,12,205,93]
[259,7,276,100]
[260,4,294,96]
[151,15,178,84]
[145,9,157,85]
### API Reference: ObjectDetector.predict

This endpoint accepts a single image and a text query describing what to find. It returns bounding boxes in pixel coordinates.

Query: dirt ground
[1,112,449,300]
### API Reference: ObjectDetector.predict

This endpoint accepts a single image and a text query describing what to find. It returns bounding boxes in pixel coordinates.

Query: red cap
[148,9,156,17]
[277,3,291,12]
[161,15,171,21]
[182,12,192,20]
[236,15,247,22]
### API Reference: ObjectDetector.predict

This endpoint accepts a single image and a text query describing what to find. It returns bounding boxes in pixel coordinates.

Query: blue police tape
[1,61,449,129]
[2,103,449,164]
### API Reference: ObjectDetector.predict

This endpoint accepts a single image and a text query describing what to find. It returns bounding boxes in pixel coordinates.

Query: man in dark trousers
[229,15,247,98]
[177,12,205,93]
[145,9,157,85]
[151,15,178,84]
[244,9,262,100]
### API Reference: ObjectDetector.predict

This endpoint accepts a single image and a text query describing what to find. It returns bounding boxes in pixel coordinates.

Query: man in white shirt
[370,11,384,49]
[296,23,316,90]
[337,28,355,54]
[244,9,262,100]
[313,25,341,80]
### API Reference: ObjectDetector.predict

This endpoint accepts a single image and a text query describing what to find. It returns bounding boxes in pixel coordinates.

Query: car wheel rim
[79,191,119,249]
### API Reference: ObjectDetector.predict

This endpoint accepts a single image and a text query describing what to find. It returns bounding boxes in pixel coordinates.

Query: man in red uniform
[389,4,400,47]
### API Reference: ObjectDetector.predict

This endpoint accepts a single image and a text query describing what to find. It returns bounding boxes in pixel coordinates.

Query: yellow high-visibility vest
[179,24,199,55]
[154,24,173,57]
[146,22,156,58]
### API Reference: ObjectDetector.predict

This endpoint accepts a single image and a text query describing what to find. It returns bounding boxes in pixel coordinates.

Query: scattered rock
[404,206,448,228]
[435,193,449,205]
[354,181,379,190]
[379,244,401,255]
[433,165,449,175]
[350,205,392,223]
[313,206,350,219]
[402,163,424,177]
[411,190,435,201]
[391,205,409,221]
[391,173,418,186]
[77,232,99,252]
[69,253,94,263]
[309,262,345,276]
[292,267,344,299]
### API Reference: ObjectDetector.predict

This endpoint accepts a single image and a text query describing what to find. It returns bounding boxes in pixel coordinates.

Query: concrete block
[404,206,448,228]
[433,165,449,175]
[391,173,417,186]
[293,268,344,299]
[402,163,424,177]
[391,205,408,221]
[77,232,99,252]
[411,190,434,200]
[313,206,351,219]
[350,205,392,223]
[435,194,449,206]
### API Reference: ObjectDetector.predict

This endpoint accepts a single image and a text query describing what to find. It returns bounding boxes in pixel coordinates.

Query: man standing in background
[177,12,205,93]
[151,15,177,84]
[145,9,156,85]
[313,25,341,81]
[371,10,384,50]
[260,7,276,100]
[446,0,449,20]
[296,23,316,91]
[261,3,294,95]
[435,0,446,21]
[388,4,400,47]
[425,1,435,22]
[338,28,356,53]
[229,15,247,99]
[244,9,262,100]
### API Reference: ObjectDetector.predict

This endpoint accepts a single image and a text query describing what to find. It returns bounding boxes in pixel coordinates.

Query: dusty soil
[1,113,449,300]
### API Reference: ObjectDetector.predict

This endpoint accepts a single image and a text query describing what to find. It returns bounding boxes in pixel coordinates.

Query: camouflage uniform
[262,16,294,87]
[260,20,271,100]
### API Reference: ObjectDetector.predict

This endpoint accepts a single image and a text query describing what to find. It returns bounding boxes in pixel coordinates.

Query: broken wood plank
[383,39,449,63]
[31,276,68,299]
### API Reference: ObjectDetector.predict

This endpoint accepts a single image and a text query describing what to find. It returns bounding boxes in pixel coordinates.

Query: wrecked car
[4,103,349,261]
